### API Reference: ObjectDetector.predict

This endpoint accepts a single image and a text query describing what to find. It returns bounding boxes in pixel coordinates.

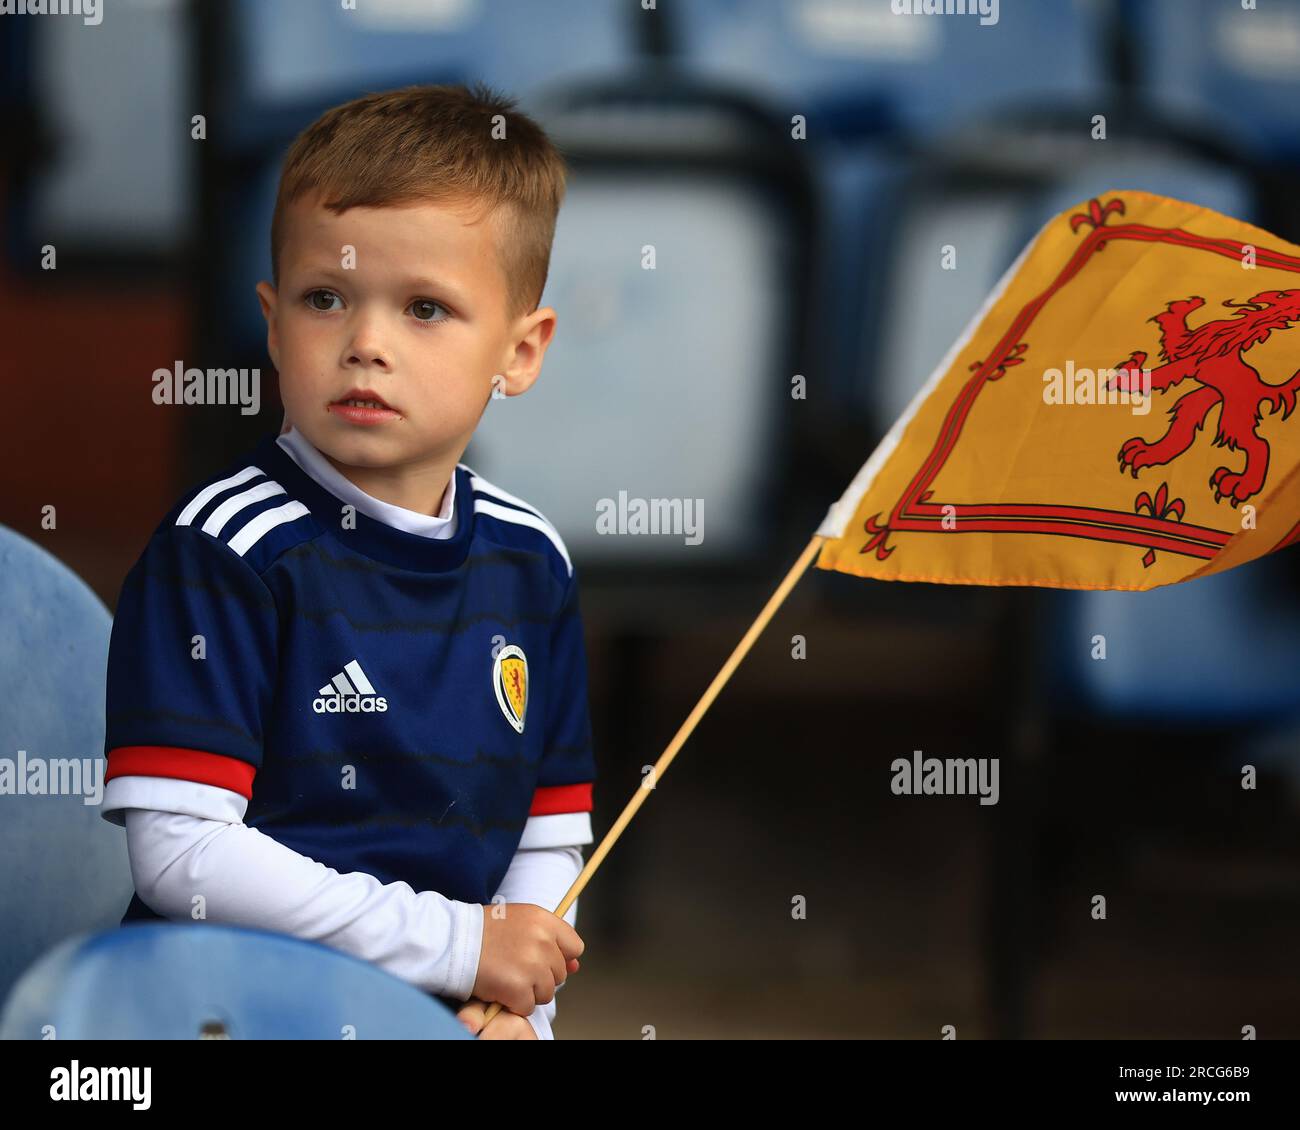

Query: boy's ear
[255,281,281,371]
[495,305,557,398]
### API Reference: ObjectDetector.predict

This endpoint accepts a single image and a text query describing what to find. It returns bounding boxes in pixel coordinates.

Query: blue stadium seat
[0,526,132,1010]
[807,143,910,410]
[673,0,1107,140]
[467,169,795,566]
[463,87,811,568]
[6,3,188,262]
[1044,554,1300,729]
[0,924,473,1039]
[1130,0,1300,164]
[223,0,638,151]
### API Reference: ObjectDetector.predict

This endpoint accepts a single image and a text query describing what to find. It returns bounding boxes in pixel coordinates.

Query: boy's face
[256,193,554,477]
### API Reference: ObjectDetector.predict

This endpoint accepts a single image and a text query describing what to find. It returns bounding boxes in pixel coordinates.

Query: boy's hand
[473,902,584,1016]
[456,997,537,1040]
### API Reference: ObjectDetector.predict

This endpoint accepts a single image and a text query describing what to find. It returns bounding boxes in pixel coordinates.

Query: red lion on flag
[1109,289,1300,506]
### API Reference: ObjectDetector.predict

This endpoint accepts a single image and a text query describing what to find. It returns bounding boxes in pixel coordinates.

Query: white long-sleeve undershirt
[122,807,584,1039]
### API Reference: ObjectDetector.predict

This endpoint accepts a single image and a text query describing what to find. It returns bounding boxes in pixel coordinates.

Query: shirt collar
[276,426,457,540]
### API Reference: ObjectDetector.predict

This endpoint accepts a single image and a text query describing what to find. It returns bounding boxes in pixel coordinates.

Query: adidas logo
[313,659,388,714]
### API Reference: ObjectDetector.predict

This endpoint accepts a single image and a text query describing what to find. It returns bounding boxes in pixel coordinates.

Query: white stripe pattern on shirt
[472,498,573,576]
[461,465,546,520]
[201,479,287,537]
[226,500,311,557]
[175,465,264,527]
[462,464,571,577]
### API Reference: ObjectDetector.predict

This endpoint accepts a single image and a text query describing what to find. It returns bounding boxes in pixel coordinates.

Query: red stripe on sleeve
[529,781,593,816]
[104,746,257,799]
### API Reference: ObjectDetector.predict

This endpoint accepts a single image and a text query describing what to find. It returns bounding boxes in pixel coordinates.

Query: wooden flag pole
[478,533,827,1030]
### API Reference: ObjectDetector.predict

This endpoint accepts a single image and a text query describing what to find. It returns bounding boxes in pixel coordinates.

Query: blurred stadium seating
[677,0,1109,135]
[1129,0,1300,164]
[2,0,1298,1041]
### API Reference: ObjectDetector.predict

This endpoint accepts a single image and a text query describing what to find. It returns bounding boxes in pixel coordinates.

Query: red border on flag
[861,196,1300,567]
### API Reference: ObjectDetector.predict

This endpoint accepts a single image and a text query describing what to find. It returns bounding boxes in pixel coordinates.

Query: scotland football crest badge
[493,644,528,734]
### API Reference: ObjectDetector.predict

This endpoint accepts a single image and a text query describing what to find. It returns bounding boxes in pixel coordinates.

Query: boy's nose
[342,311,394,370]
[344,338,393,371]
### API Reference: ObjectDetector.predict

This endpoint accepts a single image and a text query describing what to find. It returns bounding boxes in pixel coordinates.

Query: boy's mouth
[328,387,401,426]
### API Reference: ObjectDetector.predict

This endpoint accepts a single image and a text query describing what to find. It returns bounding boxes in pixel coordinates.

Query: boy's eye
[305,289,340,312]
[409,298,450,323]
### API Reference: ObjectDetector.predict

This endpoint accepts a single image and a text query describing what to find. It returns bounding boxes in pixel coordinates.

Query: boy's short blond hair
[270,81,567,322]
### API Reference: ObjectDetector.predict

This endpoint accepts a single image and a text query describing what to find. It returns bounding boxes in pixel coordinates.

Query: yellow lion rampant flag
[815,191,1300,591]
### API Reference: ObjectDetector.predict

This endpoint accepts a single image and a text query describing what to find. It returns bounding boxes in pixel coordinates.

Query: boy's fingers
[456,999,488,1035]
[558,923,584,960]
[476,1011,531,1040]
[472,1008,500,1039]
[548,952,568,993]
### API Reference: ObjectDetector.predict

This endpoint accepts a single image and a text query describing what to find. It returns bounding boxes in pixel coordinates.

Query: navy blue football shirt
[101,429,596,922]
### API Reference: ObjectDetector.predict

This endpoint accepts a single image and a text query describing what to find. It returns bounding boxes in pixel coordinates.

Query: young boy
[99,83,596,1040]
